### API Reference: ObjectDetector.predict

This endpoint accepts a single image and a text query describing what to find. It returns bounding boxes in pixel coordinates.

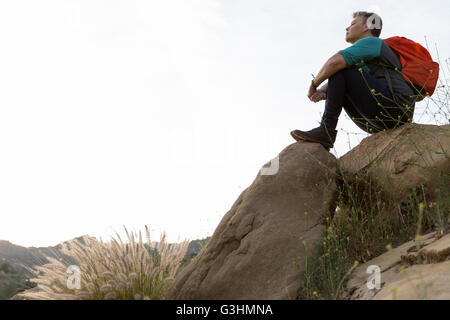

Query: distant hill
[186,237,210,257]
[0,236,93,300]
[0,259,35,300]
[0,238,85,276]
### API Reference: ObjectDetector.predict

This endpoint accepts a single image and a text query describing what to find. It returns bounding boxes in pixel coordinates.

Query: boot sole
[290,131,332,151]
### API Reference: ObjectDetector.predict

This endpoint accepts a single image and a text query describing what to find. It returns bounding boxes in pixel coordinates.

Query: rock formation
[338,123,449,205]
[168,123,449,300]
[167,143,338,299]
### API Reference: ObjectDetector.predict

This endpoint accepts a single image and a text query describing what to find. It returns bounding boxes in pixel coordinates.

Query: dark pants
[321,66,412,133]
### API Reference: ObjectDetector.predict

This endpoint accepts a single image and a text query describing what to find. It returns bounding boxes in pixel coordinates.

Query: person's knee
[329,65,358,83]
[329,69,345,83]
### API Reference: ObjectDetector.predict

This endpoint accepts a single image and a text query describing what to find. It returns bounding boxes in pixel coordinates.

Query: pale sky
[0,0,449,247]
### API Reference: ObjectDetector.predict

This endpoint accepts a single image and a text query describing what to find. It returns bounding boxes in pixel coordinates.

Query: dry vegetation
[19,226,189,300]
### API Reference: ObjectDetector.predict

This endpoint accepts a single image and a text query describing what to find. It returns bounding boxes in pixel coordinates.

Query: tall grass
[19,226,189,300]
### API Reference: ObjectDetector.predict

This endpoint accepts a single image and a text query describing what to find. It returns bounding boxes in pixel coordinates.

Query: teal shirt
[338,37,383,73]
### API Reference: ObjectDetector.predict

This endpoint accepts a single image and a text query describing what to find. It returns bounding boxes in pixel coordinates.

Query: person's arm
[313,54,347,87]
[308,54,346,100]
[308,37,383,101]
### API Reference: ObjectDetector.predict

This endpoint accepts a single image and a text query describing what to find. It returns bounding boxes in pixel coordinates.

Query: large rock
[167,142,338,299]
[338,123,450,205]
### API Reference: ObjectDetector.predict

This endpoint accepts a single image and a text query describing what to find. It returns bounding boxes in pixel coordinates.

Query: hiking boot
[290,125,337,150]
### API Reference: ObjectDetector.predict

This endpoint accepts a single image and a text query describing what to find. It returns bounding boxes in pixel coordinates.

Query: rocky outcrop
[168,123,449,300]
[338,123,450,300]
[338,123,450,205]
[339,123,450,300]
[167,142,338,300]
[345,230,450,300]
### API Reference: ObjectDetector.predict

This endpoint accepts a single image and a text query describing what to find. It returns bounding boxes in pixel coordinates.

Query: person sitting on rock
[291,11,415,151]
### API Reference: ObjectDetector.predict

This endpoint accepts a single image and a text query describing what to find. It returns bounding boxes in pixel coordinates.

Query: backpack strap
[383,67,399,105]
[367,59,400,105]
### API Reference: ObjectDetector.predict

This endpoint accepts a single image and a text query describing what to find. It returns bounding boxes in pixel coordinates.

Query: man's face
[345,17,369,44]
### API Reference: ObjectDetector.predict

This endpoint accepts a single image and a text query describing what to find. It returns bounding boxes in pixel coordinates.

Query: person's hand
[307,83,317,100]
[310,90,327,102]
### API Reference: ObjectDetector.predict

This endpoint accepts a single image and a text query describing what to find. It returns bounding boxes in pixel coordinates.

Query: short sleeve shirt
[337,37,383,73]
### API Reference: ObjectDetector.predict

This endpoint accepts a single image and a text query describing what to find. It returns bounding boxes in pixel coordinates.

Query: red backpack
[383,36,439,101]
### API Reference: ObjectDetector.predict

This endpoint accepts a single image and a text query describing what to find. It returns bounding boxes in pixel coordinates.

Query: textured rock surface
[346,232,450,300]
[166,142,338,300]
[338,123,450,204]
[373,260,450,300]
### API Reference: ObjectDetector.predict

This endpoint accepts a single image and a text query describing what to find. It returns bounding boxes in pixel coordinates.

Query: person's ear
[361,22,369,33]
